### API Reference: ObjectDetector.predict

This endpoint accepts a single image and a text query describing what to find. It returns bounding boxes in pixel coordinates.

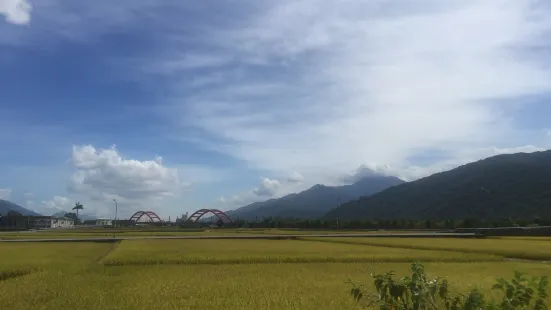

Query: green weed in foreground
[350,262,549,310]
[302,237,551,261]
[101,239,502,266]
[1,262,551,310]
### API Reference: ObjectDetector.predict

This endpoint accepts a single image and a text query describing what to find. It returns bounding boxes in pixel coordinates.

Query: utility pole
[336,196,341,229]
[112,199,118,228]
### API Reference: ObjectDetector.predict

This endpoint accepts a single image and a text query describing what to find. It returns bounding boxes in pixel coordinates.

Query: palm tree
[72,202,83,223]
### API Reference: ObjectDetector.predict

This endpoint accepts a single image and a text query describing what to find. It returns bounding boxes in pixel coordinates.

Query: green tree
[64,212,78,222]
[72,202,83,222]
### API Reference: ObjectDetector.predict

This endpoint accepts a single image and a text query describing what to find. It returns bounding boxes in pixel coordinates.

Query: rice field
[0,242,113,274]
[0,228,404,239]
[0,234,550,310]
[2,261,550,310]
[101,239,501,265]
[0,229,250,239]
[301,236,551,260]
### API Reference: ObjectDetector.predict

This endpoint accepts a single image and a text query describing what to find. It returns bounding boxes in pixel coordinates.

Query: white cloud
[214,193,255,210]
[216,178,282,209]
[216,176,315,210]
[252,177,281,197]
[0,0,31,25]
[8,1,549,209]
[41,195,71,209]
[25,195,72,216]
[341,164,394,184]
[68,145,183,213]
[175,164,228,185]
[0,188,12,199]
[287,171,304,183]
[139,53,233,75]
[155,0,551,183]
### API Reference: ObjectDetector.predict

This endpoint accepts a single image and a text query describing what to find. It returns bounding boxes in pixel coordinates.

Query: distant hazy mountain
[324,150,551,220]
[226,176,405,220]
[0,199,43,216]
[51,211,96,221]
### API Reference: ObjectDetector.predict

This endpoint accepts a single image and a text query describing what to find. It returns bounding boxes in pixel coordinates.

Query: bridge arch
[187,209,234,224]
[129,211,162,223]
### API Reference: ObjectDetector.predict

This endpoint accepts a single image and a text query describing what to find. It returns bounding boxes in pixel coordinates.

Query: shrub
[348,262,549,310]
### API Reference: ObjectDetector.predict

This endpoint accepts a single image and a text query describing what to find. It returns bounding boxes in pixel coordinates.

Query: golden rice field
[0,228,393,239]
[101,239,501,265]
[0,242,113,277]
[302,236,551,260]
[1,235,550,310]
[0,229,249,239]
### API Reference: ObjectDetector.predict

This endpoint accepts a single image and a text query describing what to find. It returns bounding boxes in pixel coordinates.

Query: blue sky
[1,0,550,220]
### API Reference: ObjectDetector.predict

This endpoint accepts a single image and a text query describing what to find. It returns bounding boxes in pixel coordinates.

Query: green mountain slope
[324,150,551,220]
[0,199,43,216]
[226,176,404,220]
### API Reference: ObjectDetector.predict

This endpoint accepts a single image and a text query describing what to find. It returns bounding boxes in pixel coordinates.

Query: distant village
[0,210,191,230]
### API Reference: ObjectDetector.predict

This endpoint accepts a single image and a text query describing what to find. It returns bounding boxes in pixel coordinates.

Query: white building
[175,212,189,224]
[95,218,113,226]
[33,217,75,229]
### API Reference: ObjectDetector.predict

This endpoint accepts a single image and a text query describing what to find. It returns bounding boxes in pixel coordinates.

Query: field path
[97,241,121,264]
[0,232,480,242]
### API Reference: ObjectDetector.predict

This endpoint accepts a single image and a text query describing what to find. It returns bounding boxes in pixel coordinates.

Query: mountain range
[226,175,405,220]
[3,150,550,222]
[0,200,96,220]
[324,150,551,220]
[0,199,43,216]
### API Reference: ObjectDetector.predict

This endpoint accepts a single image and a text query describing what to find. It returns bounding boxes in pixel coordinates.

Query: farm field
[253,229,429,235]
[302,236,551,260]
[1,235,550,309]
[0,229,246,239]
[0,228,437,240]
[0,228,360,240]
[101,239,501,265]
[0,228,391,239]
[496,236,551,242]
[0,242,113,280]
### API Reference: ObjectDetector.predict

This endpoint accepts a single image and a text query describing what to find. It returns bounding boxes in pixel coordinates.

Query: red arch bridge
[186,209,234,224]
[129,211,162,223]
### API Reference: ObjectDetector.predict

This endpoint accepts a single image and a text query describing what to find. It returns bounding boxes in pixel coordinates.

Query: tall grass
[0,268,35,281]
[301,237,551,261]
[2,262,551,310]
[0,230,251,239]
[0,242,114,274]
[101,239,502,266]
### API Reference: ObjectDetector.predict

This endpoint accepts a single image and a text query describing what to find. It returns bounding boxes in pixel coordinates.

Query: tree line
[220,217,551,230]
